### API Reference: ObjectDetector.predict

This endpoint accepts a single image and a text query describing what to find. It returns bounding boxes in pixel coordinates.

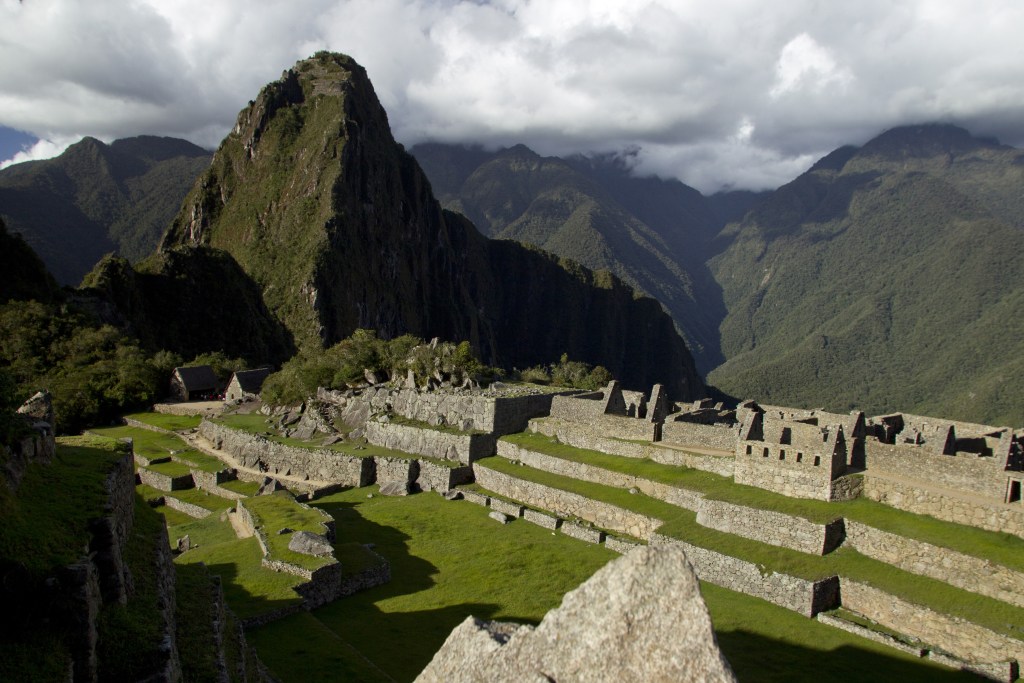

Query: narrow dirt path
[227,510,253,539]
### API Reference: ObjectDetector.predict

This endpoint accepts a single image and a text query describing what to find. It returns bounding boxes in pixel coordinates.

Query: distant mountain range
[0,136,211,285]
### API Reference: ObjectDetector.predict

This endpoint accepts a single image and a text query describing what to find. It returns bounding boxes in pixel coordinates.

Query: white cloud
[0,135,80,169]
[0,0,1023,190]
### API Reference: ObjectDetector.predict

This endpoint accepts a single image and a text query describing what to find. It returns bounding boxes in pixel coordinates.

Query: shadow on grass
[717,629,986,683]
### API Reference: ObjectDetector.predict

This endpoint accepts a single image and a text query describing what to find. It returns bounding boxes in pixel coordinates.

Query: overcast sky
[1,0,1022,192]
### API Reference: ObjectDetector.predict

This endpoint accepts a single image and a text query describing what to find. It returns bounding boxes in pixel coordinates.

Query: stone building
[549,381,667,441]
[225,368,273,401]
[169,365,220,401]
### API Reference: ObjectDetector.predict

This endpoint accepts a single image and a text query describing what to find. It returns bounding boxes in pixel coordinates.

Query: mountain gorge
[0,136,211,285]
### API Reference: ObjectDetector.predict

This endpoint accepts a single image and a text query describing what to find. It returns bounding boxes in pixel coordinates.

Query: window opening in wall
[763,447,770,458]
[1010,480,1022,504]
[779,450,786,460]
[813,456,821,466]
[797,453,803,463]
[746,445,752,455]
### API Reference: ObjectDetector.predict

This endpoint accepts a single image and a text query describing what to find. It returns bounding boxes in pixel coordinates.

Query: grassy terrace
[219,479,261,496]
[136,483,234,512]
[123,411,202,431]
[143,460,194,478]
[242,491,335,572]
[89,423,198,462]
[168,509,239,549]
[171,449,230,472]
[246,486,974,683]
[501,431,1024,573]
[476,456,1024,642]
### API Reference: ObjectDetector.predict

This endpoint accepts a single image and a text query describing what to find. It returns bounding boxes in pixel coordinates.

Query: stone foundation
[649,533,840,617]
[473,463,662,540]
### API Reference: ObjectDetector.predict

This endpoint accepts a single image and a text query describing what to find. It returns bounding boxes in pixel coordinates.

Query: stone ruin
[416,545,736,683]
[1,390,57,492]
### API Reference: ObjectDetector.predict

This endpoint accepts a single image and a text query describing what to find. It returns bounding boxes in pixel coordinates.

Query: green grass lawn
[123,411,202,431]
[152,504,193,527]
[168,510,239,549]
[242,491,335,572]
[245,486,981,683]
[476,456,1024,642]
[501,431,1024,572]
[172,449,231,473]
[89,424,192,461]
[136,483,234,512]
[219,479,261,496]
[175,535,307,619]
[143,460,195,478]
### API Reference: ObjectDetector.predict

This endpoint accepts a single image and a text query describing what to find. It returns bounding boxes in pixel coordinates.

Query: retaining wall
[123,417,174,435]
[200,419,373,487]
[844,521,1024,608]
[864,439,1010,500]
[562,522,603,543]
[863,475,1024,539]
[364,422,495,464]
[695,499,844,555]
[734,458,833,502]
[160,495,213,519]
[529,418,734,477]
[661,421,740,452]
[190,468,237,490]
[90,453,137,605]
[472,463,662,540]
[496,440,703,511]
[137,467,194,492]
[839,579,1024,665]
[523,508,560,529]
[815,613,924,657]
[605,536,639,554]
[649,533,840,617]
[416,461,474,493]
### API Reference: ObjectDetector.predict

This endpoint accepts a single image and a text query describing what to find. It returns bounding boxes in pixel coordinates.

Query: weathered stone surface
[365,422,495,464]
[489,497,523,518]
[844,520,1024,607]
[461,490,489,506]
[256,477,285,495]
[816,613,924,657]
[473,464,662,540]
[488,511,511,524]
[605,536,639,554]
[650,533,839,617]
[415,545,737,683]
[443,490,462,500]
[840,578,1024,665]
[523,508,560,529]
[696,499,844,556]
[927,652,1019,683]
[288,530,334,557]
[562,521,603,543]
[379,481,410,496]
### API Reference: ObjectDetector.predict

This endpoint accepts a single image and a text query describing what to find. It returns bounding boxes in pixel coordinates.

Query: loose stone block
[443,490,462,500]
[489,511,511,525]
[562,522,604,544]
[523,508,560,530]
[489,497,524,518]
[605,536,639,554]
[379,481,410,496]
[461,490,489,506]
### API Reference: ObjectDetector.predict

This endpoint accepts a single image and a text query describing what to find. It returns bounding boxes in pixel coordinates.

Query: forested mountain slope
[158,53,704,399]
[0,136,211,285]
[412,143,738,373]
[708,124,1024,426]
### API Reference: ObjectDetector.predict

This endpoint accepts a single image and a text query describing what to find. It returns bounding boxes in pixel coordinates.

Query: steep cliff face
[160,53,703,398]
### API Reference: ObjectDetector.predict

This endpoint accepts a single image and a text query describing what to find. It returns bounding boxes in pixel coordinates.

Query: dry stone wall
[863,475,1024,539]
[473,464,663,540]
[201,419,373,486]
[695,500,844,555]
[649,533,840,617]
[529,418,735,477]
[562,521,603,543]
[523,508,560,529]
[662,421,739,452]
[190,468,237,490]
[364,422,495,464]
[137,467,194,492]
[844,521,1024,608]
[734,457,833,501]
[123,417,174,435]
[417,461,474,493]
[864,439,1010,500]
[605,536,639,554]
[840,579,1024,665]
[161,495,213,519]
[815,613,924,657]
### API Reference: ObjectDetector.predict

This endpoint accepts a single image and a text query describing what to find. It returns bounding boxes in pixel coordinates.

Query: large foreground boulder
[415,545,736,683]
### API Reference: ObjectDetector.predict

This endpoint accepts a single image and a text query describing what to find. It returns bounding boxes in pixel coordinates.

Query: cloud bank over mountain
[1,0,1022,191]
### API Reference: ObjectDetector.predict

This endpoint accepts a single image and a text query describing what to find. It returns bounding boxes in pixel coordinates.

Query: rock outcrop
[415,545,736,683]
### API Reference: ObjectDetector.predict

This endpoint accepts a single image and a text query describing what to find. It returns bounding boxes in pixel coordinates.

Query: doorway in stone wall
[1008,479,1021,504]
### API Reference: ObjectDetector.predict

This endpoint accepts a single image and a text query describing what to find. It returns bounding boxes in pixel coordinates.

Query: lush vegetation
[0,135,211,285]
[709,124,1024,426]
[513,352,614,390]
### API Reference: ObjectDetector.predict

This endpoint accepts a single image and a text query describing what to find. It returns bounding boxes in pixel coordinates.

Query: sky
[1,0,1023,193]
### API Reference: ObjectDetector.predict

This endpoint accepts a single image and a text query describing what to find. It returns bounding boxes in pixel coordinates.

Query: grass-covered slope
[157,52,703,399]
[0,136,211,285]
[708,124,1024,426]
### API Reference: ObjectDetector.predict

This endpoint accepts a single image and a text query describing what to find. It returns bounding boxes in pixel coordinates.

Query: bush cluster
[260,330,500,405]
[513,354,614,391]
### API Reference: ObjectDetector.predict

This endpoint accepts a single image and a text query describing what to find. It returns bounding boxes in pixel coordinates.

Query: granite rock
[379,481,410,496]
[288,530,334,557]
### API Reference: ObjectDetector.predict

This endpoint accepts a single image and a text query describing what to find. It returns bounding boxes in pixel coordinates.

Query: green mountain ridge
[708,123,1024,426]
[411,142,739,374]
[0,135,211,285]
[152,52,704,399]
